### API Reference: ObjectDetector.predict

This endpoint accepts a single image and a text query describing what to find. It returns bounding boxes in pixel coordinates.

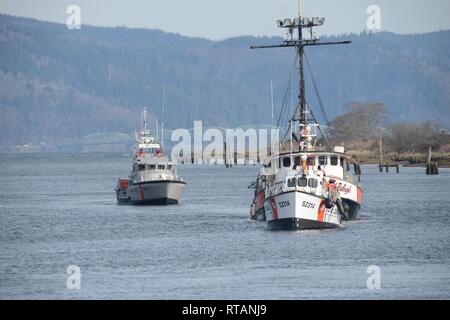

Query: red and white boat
[250,142,363,230]
[248,13,363,230]
[115,108,186,205]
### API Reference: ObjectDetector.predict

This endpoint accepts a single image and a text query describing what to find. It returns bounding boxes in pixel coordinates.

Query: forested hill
[0,13,449,145]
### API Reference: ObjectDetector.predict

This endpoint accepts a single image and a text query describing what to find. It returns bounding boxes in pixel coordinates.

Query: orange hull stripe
[317,201,326,222]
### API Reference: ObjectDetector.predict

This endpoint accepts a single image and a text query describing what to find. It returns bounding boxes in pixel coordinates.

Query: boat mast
[298,13,306,129]
[250,9,351,148]
[143,107,149,133]
[270,80,274,128]
[161,88,165,149]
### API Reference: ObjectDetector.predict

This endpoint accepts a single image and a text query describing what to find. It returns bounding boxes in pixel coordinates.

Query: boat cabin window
[298,177,308,187]
[283,157,291,168]
[287,178,296,188]
[308,178,319,188]
[340,157,344,167]
[307,156,315,166]
[294,157,301,168]
[147,164,156,170]
[157,164,165,170]
[167,164,173,170]
[330,156,339,166]
[138,164,146,171]
[318,156,326,166]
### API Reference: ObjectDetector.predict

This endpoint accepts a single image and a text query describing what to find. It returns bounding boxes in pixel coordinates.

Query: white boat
[251,142,363,230]
[248,13,363,230]
[115,109,186,205]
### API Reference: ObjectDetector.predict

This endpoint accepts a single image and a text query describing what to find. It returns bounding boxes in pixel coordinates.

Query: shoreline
[356,161,450,168]
[348,150,450,168]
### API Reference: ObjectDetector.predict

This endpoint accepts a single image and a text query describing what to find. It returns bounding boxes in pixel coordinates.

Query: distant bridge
[80,132,134,145]
[56,132,134,152]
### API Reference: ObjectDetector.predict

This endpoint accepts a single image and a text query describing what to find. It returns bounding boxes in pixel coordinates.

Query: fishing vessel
[115,109,186,205]
[248,13,363,230]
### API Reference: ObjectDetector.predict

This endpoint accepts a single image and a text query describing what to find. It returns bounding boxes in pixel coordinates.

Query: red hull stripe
[270,198,279,220]
[318,200,326,222]
[139,186,145,201]
[255,192,265,210]
[357,187,363,204]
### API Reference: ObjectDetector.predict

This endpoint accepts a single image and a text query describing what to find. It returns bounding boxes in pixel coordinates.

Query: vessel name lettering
[337,183,352,194]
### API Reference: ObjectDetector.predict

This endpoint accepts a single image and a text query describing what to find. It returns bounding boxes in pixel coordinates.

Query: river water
[0,153,449,299]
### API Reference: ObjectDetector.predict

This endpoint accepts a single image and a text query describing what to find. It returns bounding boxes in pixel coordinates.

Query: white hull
[264,191,341,230]
[116,180,186,205]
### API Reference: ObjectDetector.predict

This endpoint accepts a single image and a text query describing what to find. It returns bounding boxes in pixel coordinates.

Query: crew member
[327,178,339,202]
[301,155,308,173]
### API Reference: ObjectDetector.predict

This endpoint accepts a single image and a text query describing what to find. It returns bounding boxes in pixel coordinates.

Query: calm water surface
[0,153,449,299]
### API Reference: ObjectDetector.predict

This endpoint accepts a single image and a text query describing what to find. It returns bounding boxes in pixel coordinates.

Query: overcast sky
[1,0,449,39]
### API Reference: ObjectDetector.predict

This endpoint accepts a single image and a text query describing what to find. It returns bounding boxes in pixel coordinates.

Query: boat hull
[334,178,363,220]
[268,218,341,231]
[116,180,186,205]
[251,186,361,222]
[264,191,341,230]
[250,190,266,221]
[342,199,360,220]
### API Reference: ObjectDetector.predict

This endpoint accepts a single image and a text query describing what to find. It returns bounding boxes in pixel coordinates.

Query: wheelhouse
[263,151,361,183]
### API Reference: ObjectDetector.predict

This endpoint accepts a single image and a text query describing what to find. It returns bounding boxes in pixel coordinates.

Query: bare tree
[387,121,450,152]
[328,101,387,142]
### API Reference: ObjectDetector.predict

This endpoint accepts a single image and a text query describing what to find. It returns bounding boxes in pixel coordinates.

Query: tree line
[1,14,449,146]
[327,101,450,154]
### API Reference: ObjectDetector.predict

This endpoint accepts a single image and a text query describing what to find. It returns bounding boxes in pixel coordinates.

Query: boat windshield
[139,148,157,154]
[135,147,163,157]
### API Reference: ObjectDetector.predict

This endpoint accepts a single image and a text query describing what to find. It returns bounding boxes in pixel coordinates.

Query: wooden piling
[426,147,439,175]
[378,135,383,172]
[377,135,401,173]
